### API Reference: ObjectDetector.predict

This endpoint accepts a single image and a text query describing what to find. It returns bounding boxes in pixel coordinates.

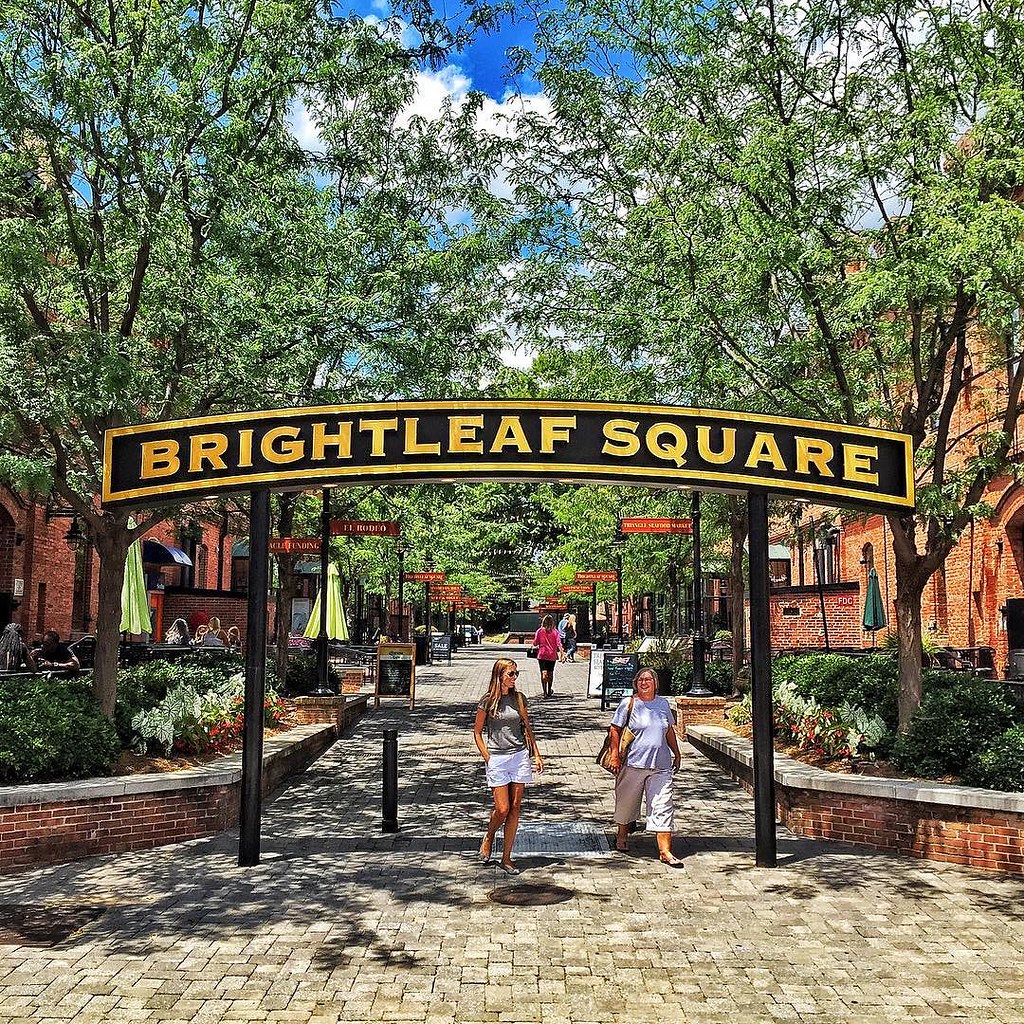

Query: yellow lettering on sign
[261,426,304,464]
[141,440,180,479]
[844,443,879,485]
[540,416,576,453]
[404,418,441,456]
[238,429,254,468]
[490,416,531,453]
[312,421,353,461]
[188,433,229,473]
[795,437,834,477]
[602,419,641,457]
[646,423,688,467]
[696,425,735,464]
[358,418,399,457]
[449,415,484,454]
[745,432,787,471]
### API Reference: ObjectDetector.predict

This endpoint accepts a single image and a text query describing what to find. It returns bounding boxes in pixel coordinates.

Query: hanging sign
[404,571,446,583]
[330,519,400,536]
[561,584,595,594]
[429,585,464,597]
[575,571,618,583]
[101,400,915,513]
[620,517,693,534]
[269,537,321,554]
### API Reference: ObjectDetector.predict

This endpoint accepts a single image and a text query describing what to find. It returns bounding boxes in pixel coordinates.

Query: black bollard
[382,728,399,832]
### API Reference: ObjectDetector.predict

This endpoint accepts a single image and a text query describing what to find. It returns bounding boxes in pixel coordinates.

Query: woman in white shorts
[606,667,684,866]
[473,658,544,875]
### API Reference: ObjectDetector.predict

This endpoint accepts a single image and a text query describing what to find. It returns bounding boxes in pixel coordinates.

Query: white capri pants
[613,765,675,832]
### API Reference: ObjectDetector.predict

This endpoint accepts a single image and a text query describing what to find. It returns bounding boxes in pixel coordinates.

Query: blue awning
[142,540,193,567]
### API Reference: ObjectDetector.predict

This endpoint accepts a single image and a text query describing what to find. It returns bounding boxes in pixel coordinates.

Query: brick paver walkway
[3,646,1024,1023]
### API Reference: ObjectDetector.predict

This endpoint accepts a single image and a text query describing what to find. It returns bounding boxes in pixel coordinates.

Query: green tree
[507,0,1024,730]
[0,1,509,714]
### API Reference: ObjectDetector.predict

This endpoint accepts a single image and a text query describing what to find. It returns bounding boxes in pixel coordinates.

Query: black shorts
[538,659,556,672]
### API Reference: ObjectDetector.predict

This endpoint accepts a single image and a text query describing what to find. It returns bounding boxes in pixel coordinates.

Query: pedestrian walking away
[532,614,564,697]
[564,612,578,661]
[606,667,684,866]
[473,658,544,875]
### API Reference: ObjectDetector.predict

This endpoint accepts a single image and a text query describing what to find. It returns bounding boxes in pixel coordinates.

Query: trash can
[414,634,428,665]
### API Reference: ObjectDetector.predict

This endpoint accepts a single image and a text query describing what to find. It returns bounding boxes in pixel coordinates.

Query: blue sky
[347,1,544,101]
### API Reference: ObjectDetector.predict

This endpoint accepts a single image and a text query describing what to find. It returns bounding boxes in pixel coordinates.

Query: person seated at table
[164,617,190,645]
[31,630,80,673]
[201,616,228,647]
[0,622,37,672]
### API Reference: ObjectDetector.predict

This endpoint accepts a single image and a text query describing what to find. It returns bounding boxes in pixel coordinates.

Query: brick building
[0,487,247,645]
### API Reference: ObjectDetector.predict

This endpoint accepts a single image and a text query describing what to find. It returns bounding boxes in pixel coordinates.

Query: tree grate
[0,904,106,947]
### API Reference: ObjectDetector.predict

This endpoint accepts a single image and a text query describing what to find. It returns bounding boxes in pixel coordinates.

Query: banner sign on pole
[575,571,618,582]
[404,571,446,583]
[620,518,693,534]
[269,537,321,554]
[429,585,464,596]
[330,519,400,536]
[561,584,595,594]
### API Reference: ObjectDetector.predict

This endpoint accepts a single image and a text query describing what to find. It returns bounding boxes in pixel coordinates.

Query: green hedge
[0,676,119,783]
[773,654,900,730]
[963,725,1024,792]
[892,678,1015,778]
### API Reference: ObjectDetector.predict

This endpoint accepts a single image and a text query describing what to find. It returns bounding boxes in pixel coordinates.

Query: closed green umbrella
[303,562,349,642]
[862,568,886,644]
[120,529,152,636]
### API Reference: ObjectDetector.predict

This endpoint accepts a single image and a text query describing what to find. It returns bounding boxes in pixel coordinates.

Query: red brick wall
[764,583,864,650]
[688,730,1024,875]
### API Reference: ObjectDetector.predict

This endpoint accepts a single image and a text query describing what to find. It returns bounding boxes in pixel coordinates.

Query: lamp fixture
[64,516,86,548]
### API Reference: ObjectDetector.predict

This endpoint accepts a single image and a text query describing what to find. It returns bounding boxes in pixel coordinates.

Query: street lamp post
[397,543,406,641]
[685,491,712,697]
[615,548,624,643]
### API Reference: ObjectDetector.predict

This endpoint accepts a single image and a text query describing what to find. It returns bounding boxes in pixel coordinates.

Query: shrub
[0,676,119,783]
[669,659,733,696]
[284,653,339,695]
[774,654,899,729]
[962,726,1024,792]
[892,678,1015,778]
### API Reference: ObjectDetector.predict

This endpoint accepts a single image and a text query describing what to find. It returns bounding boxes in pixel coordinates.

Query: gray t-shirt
[611,694,675,770]
[478,692,527,753]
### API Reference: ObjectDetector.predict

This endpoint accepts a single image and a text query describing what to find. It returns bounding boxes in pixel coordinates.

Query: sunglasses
[505,670,520,677]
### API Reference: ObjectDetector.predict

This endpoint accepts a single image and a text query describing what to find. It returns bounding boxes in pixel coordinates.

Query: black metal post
[616,550,624,642]
[748,490,777,868]
[686,492,712,696]
[425,587,433,665]
[382,728,399,832]
[311,487,332,696]
[239,488,270,867]
[397,547,405,641]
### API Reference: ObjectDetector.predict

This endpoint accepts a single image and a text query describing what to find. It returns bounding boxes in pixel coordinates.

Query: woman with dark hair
[473,657,544,875]
[606,667,684,866]
[532,614,564,698]
[0,623,36,672]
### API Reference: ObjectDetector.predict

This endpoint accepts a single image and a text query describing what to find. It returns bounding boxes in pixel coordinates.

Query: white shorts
[613,765,675,832]
[485,748,533,788]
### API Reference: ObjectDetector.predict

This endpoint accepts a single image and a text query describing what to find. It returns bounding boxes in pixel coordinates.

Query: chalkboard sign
[601,652,640,710]
[430,633,452,664]
[375,643,416,709]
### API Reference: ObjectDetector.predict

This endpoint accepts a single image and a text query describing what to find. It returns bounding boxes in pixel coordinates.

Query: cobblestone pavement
[3,646,1024,1023]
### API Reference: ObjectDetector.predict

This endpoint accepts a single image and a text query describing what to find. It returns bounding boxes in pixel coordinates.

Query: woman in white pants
[607,667,683,866]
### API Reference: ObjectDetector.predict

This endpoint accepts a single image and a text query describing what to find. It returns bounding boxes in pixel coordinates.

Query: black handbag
[526,645,539,659]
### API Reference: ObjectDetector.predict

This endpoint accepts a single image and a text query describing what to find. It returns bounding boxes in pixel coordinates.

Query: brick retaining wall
[687,724,1024,875]
[0,696,368,876]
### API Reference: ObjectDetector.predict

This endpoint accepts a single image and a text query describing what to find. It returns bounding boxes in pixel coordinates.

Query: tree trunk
[894,545,928,734]
[92,522,132,719]
[728,496,748,680]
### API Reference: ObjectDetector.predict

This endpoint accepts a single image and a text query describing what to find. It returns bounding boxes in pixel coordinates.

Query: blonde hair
[482,658,518,717]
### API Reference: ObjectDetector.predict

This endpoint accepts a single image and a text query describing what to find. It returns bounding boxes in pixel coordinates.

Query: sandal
[659,855,685,868]
[499,861,520,875]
